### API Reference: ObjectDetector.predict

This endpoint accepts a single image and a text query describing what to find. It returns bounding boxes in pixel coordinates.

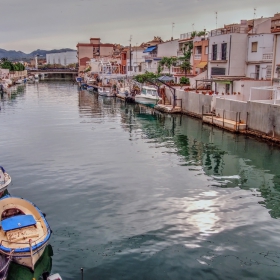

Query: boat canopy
[143,46,157,53]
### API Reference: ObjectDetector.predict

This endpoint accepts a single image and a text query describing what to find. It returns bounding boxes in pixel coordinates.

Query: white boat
[48,273,63,280]
[34,74,39,80]
[0,167,11,195]
[15,79,23,84]
[116,87,130,99]
[135,86,161,107]
[98,86,115,97]
[0,195,51,270]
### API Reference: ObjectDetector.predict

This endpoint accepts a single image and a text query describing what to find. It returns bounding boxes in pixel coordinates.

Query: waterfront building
[272,33,280,86]
[76,38,114,72]
[46,51,77,66]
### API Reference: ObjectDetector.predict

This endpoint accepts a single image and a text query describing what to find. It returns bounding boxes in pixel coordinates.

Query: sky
[0,0,279,53]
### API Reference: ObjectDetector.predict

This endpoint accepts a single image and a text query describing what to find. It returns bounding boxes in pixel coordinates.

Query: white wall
[157,40,179,57]
[46,51,77,66]
[208,33,247,78]
[272,34,280,80]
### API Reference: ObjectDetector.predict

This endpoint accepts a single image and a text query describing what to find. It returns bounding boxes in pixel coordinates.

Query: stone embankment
[156,87,280,144]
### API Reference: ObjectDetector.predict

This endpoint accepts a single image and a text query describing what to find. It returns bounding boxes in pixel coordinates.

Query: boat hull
[98,89,115,97]
[0,241,48,270]
[135,96,160,108]
[0,173,11,195]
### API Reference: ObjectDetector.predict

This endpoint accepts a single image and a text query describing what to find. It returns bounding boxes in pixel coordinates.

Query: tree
[178,41,193,77]
[160,57,177,74]
[134,71,158,83]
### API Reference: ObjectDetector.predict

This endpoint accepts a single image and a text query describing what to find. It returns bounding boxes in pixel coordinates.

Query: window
[211,67,226,75]
[226,83,230,93]
[205,46,208,55]
[212,44,217,60]
[251,42,258,52]
[196,46,202,54]
[221,43,227,60]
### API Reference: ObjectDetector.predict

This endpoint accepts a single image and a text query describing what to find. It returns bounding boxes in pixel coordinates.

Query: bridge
[27,69,78,74]
[27,69,78,80]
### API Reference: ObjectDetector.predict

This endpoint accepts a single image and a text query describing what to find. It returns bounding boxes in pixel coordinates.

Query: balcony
[179,32,192,40]
[209,26,248,37]
[209,52,227,62]
[194,54,202,61]
[262,52,273,61]
[143,53,158,60]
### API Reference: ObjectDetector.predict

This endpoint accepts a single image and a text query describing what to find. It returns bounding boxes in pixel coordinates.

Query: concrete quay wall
[162,88,280,142]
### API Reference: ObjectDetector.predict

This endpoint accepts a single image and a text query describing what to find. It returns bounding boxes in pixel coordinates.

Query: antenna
[254,8,256,19]
[215,12,218,29]
[172,22,175,39]
[129,35,132,73]
[192,23,195,31]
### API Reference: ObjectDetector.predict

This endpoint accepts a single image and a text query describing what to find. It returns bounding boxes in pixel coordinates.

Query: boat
[0,195,51,270]
[116,87,130,100]
[98,86,115,97]
[0,167,11,195]
[6,244,54,280]
[34,74,39,81]
[135,86,161,107]
[76,77,83,83]
[15,80,23,84]
[0,253,12,280]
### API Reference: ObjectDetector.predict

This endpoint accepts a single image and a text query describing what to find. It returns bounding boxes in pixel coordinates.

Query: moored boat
[0,195,51,270]
[0,167,11,196]
[98,86,115,97]
[135,86,161,107]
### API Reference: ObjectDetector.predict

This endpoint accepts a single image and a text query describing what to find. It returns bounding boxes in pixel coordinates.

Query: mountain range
[0,48,76,61]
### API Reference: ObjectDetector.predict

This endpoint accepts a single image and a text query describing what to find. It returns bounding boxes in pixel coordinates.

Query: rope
[0,249,14,273]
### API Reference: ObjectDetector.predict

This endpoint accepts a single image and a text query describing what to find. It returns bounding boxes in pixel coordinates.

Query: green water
[1,82,280,279]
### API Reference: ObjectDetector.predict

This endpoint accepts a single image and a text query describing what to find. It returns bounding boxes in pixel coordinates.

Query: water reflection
[77,90,280,219]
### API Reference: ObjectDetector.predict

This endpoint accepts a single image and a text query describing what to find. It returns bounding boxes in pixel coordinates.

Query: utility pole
[129,35,132,73]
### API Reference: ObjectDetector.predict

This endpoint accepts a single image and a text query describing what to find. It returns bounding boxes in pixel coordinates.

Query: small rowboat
[0,195,51,270]
[0,167,11,196]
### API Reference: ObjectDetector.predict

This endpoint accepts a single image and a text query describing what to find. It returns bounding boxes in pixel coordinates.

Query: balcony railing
[209,26,249,37]
[209,52,227,61]
[143,53,158,60]
[194,54,202,61]
[179,32,192,40]
[262,52,273,61]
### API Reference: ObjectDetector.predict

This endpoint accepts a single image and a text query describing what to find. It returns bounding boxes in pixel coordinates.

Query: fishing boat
[0,167,11,195]
[135,86,161,107]
[0,195,51,270]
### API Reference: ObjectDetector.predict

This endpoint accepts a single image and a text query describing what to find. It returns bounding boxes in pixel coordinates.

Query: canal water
[1,81,280,279]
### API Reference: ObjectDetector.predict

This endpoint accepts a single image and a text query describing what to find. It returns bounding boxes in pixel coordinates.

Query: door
[255,65,260,80]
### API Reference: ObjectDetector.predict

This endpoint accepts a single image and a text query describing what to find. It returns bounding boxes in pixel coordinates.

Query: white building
[246,34,274,80]
[272,33,280,86]
[46,51,77,66]
[127,48,146,75]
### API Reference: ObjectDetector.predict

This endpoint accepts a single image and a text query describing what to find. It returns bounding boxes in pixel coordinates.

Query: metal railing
[209,26,249,36]
[262,52,273,61]
[180,32,192,40]
[194,54,202,60]
[209,52,227,61]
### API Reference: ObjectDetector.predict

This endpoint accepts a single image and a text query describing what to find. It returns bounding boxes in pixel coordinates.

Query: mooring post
[223,110,225,128]
[246,112,249,132]
[202,105,204,122]
[81,267,84,280]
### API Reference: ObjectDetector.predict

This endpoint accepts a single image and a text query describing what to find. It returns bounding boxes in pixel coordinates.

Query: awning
[276,66,280,72]
[143,46,157,53]
[158,75,174,82]
[197,61,207,68]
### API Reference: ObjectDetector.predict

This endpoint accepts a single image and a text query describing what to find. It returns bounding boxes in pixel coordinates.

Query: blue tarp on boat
[1,215,36,231]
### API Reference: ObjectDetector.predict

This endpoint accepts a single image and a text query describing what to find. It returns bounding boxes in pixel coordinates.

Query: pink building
[76,38,114,71]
